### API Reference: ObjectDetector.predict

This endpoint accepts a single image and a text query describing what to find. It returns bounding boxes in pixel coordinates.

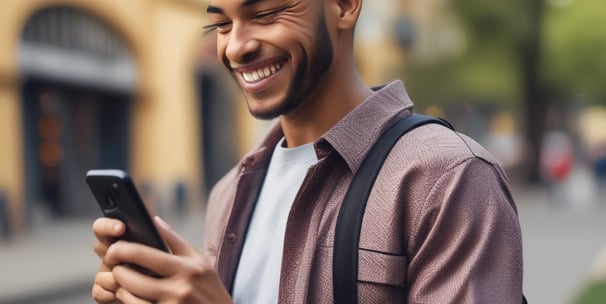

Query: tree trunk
[520,0,547,184]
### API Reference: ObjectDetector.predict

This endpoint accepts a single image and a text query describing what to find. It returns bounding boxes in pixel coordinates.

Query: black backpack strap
[332,114,453,304]
[332,113,528,304]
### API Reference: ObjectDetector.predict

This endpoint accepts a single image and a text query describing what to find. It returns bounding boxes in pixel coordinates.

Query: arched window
[19,7,136,92]
[20,7,135,217]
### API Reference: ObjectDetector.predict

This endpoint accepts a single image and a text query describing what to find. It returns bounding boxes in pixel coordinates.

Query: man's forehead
[207,0,285,10]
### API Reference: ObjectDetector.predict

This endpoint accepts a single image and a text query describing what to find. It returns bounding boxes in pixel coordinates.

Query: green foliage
[405,1,524,108]
[452,0,528,49]
[405,47,519,108]
[572,280,606,304]
[405,0,606,108]
[543,0,606,103]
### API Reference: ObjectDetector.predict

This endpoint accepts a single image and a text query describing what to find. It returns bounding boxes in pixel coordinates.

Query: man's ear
[335,0,363,30]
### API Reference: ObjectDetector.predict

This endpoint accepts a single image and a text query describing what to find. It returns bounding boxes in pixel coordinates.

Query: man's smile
[230,57,290,95]
[241,60,284,83]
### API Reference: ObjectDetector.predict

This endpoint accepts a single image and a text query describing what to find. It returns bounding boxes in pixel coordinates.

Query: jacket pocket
[358,248,407,288]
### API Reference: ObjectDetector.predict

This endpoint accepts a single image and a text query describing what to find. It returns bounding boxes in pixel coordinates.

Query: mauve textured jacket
[204,81,524,303]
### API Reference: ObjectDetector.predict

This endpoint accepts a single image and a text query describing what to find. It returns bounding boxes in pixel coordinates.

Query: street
[1,166,605,304]
[517,190,606,303]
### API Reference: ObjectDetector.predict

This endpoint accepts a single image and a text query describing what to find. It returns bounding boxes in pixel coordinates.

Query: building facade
[0,0,252,235]
[0,0,414,236]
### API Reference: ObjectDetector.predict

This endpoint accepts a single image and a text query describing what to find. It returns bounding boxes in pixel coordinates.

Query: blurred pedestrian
[541,130,574,183]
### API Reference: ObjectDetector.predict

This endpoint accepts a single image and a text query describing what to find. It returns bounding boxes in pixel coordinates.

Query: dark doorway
[198,71,239,197]
[19,6,137,219]
[22,79,131,217]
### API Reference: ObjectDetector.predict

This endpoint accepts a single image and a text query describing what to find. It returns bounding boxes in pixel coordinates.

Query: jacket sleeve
[406,157,524,303]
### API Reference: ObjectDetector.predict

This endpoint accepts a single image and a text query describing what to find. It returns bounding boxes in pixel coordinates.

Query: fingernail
[155,216,172,230]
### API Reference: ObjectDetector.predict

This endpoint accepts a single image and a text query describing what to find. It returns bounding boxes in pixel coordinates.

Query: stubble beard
[247,9,334,120]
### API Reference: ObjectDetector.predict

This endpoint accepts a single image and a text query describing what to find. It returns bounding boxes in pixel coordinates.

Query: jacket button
[226,233,237,244]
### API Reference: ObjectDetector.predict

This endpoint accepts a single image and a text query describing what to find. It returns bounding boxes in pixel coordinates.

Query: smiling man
[91,0,524,303]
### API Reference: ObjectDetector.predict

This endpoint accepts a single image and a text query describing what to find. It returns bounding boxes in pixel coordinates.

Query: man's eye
[216,22,232,29]
[203,21,232,34]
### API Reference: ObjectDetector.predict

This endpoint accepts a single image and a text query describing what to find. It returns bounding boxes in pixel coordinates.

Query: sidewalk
[0,207,206,304]
[512,164,606,304]
[515,189,606,304]
[1,168,605,304]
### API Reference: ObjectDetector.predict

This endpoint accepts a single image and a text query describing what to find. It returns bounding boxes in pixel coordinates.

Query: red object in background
[541,131,573,182]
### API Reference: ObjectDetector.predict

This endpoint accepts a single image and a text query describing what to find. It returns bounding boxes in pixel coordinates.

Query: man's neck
[279,71,372,148]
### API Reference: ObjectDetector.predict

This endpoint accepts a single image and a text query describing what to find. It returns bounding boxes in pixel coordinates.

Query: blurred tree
[405,0,546,182]
[543,0,606,104]
[403,0,606,183]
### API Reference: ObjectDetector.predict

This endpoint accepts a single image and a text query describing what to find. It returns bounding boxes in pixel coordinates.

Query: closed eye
[203,21,232,34]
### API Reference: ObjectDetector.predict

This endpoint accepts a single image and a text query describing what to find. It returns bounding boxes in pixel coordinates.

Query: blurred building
[0,0,250,235]
[0,0,425,236]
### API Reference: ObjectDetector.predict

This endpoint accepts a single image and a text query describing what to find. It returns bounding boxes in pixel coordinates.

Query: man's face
[206,0,334,120]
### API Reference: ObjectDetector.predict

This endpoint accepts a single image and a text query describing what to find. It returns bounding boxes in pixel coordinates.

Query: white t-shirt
[232,137,318,304]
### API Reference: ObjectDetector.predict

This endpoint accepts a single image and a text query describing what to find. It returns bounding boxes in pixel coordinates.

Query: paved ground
[516,188,606,303]
[0,208,207,304]
[1,165,605,304]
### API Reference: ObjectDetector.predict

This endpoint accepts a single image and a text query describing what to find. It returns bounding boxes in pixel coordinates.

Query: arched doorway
[197,68,239,197]
[19,7,137,217]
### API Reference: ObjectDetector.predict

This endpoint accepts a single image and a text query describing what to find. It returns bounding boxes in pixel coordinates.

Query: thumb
[154,216,193,256]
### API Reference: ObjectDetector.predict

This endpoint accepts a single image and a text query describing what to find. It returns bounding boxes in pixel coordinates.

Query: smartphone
[86,169,169,254]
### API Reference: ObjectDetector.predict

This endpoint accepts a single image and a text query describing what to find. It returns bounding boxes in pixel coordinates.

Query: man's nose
[225,24,261,65]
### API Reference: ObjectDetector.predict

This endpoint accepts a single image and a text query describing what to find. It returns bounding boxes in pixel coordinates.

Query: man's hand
[92,217,126,303]
[92,217,232,304]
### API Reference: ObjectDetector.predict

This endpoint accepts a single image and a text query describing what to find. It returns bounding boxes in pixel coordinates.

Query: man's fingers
[95,271,120,292]
[92,218,125,304]
[154,216,193,256]
[98,262,111,272]
[93,218,125,244]
[104,241,179,277]
[116,286,152,304]
[112,265,168,301]
[94,241,109,259]
[92,283,120,304]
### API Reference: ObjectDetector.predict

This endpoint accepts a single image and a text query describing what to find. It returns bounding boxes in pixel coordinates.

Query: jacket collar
[239,80,414,174]
[320,80,413,173]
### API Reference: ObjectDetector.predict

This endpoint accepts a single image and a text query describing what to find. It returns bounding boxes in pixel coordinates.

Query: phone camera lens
[104,190,117,208]
[106,195,116,208]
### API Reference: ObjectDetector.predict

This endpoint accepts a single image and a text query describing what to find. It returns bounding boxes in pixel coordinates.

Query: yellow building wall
[0,85,24,232]
[0,0,408,234]
[0,0,208,233]
[132,0,206,204]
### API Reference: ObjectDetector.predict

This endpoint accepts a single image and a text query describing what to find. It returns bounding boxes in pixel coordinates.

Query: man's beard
[249,10,334,120]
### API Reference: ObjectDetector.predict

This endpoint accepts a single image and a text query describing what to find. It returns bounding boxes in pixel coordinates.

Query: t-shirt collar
[241,80,414,174]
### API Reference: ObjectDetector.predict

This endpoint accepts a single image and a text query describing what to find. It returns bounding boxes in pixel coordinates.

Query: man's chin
[244,95,289,120]
[244,88,302,120]
[247,104,283,121]
[249,111,280,121]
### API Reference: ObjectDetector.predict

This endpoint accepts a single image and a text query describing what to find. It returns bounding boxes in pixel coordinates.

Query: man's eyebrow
[206,0,271,15]
[242,0,266,7]
[206,0,265,14]
[206,5,223,14]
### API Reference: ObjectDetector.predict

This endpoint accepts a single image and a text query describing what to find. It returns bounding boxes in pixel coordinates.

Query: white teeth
[241,62,282,83]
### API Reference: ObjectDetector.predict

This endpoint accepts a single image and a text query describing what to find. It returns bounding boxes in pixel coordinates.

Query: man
[92,0,524,302]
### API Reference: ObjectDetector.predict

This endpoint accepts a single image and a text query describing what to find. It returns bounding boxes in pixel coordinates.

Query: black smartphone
[86,169,169,254]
